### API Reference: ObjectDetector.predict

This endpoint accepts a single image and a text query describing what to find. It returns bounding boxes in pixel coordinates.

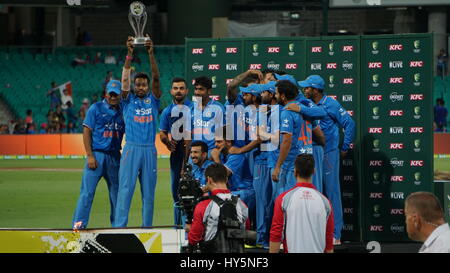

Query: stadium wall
[0,133,447,156]
[0,133,171,156]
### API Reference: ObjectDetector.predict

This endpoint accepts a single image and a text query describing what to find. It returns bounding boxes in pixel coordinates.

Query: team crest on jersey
[144,98,150,104]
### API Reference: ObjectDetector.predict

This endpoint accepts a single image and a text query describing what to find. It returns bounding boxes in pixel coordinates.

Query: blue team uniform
[267,101,303,200]
[160,99,193,226]
[192,159,215,187]
[114,92,160,228]
[191,99,225,153]
[220,152,256,224]
[317,95,355,240]
[72,98,125,229]
[311,121,324,193]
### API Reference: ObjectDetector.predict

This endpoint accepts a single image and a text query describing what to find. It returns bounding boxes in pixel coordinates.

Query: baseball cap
[298,75,325,90]
[274,73,298,86]
[106,80,121,95]
[239,84,262,97]
[260,81,276,94]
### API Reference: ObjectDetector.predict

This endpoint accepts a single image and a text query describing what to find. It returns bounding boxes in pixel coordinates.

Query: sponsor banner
[0,228,183,253]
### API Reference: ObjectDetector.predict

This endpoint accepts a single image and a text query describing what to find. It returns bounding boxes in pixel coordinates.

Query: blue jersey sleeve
[224,154,244,176]
[280,110,294,135]
[327,101,355,152]
[298,98,326,120]
[159,106,171,131]
[83,104,97,130]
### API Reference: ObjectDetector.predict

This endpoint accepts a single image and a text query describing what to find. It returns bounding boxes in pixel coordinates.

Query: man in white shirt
[405,191,450,253]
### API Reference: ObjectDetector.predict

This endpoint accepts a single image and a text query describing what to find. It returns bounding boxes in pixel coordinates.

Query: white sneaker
[333,238,341,245]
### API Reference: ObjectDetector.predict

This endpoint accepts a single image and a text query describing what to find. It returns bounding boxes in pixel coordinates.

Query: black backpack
[199,195,246,253]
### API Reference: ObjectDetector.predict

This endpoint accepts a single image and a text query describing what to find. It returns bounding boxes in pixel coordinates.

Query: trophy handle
[133,36,151,45]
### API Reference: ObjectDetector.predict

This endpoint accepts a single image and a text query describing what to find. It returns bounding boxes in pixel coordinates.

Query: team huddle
[72,37,356,253]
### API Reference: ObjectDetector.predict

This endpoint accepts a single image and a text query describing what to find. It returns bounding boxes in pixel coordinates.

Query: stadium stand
[0,46,185,130]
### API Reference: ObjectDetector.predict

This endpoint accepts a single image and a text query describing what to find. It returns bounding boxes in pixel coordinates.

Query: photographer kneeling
[186,163,250,253]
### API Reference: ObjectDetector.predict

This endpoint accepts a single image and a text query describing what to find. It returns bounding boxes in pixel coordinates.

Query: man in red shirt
[187,163,250,252]
[270,154,334,253]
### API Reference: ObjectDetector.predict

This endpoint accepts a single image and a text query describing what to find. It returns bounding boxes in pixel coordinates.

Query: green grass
[0,158,173,229]
[0,157,449,229]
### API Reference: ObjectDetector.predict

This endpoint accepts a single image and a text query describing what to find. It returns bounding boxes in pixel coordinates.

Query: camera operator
[187,163,250,253]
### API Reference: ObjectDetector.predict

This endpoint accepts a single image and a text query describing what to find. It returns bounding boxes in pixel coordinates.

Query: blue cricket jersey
[221,152,253,191]
[121,92,160,145]
[160,99,193,151]
[192,159,214,187]
[83,100,125,152]
[267,101,302,171]
[191,99,225,151]
[317,95,355,153]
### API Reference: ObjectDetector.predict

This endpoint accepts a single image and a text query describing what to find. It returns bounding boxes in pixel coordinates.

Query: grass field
[0,157,449,229]
[0,158,172,229]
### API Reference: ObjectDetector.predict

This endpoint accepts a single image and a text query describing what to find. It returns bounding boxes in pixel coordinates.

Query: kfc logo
[369,160,383,166]
[389,110,404,116]
[343,45,354,52]
[285,63,298,70]
[267,47,280,53]
[370,225,384,232]
[389,44,403,51]
[368,62,382,68]
[390,209,404,215]
[390,176,404,182]
[249,64,262,70]
[410,61,424,67]
[370,193,383,199]
[226,47,238,54]
[344,208,354,214]
[208,64,220,70]
[368,95,382,101]
[389,77,404,84]
[343,78,354,84]
[344,175,354,182]
[410,160,424,167]
[311,46,322,53]
[369,127,382,133]
[327,63,337,69]
[410,94,424,101]
[410,127,424,133]
[192,48,204,54]
[390,143,404,149]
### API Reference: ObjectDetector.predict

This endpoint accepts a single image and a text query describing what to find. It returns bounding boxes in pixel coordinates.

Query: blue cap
[239,84,262,97]
[106,80,121,95]
[260,81,276,94]
[298,75,325,90]
[274,73,298,86]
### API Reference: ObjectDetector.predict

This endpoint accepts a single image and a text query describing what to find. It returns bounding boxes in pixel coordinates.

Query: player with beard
[159,77,193,226]
[113,35,162,228]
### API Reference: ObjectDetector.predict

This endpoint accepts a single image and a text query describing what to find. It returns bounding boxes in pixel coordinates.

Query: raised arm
[121,36,134,99]
[145,35,161,99]
[227,70,262,104]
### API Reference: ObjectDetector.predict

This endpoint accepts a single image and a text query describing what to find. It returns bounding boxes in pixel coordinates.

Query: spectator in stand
[66,101,78,133]
[437,49,448,78]
[94,52,103,64]
[0,124,9,134]
[13,119,26,134]
[39,123,47,134]
[54,105,66,132]
[434,98,448,132]
[79,98,90,121]
[47,81,60,109]
[104,51,117,65]
[60,89,73,110]
[71,54,87,67]
[25,109,34,133]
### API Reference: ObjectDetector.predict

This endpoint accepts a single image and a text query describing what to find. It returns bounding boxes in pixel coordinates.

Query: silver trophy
[128,1,150,45]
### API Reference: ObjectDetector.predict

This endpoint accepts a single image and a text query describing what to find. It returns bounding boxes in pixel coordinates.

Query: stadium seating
[0,46,185,129]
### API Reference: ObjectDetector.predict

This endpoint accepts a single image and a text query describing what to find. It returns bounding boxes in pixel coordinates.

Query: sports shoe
[333,238,341,245]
